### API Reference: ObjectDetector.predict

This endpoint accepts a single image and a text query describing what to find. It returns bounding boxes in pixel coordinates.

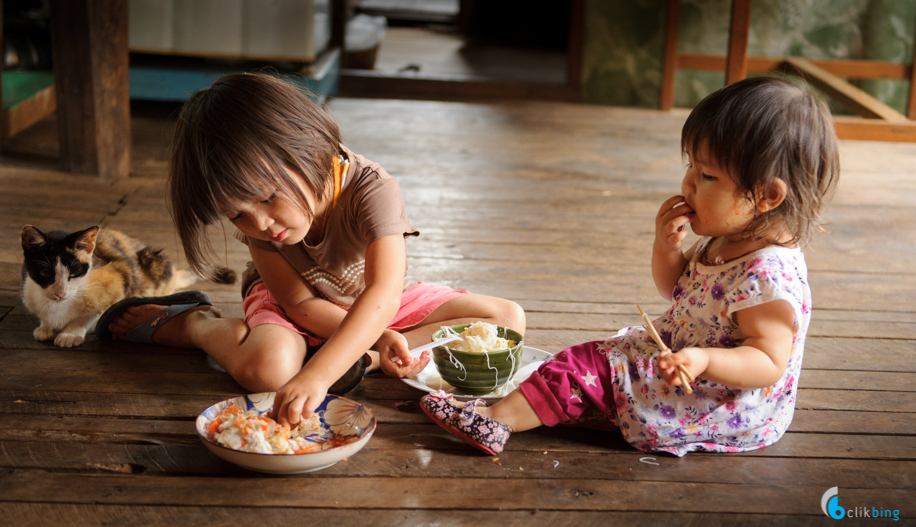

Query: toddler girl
[98,73,525,426]
[420,76,840,456]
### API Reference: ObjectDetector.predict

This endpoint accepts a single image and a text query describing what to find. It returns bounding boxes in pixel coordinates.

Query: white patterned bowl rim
[195,392,376,474]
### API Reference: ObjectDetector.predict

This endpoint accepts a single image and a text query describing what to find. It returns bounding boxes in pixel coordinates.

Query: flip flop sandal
[420,390,512,455]
[95,291,212,343]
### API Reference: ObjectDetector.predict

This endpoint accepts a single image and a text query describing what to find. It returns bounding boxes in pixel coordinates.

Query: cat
[21,225,236,347]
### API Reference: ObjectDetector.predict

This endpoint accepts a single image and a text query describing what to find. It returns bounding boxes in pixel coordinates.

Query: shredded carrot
[206,403,362,455]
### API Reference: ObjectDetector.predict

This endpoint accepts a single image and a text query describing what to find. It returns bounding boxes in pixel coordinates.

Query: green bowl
[431,324,524,395]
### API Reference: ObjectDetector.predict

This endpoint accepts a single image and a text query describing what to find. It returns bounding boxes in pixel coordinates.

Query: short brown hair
[681,76,840,246]
[168,72,341,276]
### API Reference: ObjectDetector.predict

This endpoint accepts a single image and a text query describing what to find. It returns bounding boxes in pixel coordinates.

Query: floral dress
[606,237,811,456]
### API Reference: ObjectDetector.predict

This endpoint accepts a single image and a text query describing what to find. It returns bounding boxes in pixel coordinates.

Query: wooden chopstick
[638,305,694,393]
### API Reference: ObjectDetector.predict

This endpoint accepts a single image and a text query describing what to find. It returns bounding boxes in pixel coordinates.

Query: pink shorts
[243,281,470,347]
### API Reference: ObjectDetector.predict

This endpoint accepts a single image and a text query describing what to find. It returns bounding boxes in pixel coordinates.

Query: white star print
[581,370,598,387]
[570,384,583,402]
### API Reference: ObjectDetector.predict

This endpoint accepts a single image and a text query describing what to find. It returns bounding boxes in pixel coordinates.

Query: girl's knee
[493,299,527,334]
[234,342,302,392]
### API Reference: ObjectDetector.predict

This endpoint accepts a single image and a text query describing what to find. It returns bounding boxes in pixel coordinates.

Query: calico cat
[21,225,236,347]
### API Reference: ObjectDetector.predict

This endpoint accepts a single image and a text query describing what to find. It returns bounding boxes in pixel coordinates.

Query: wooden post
[725,0,751,85]
[566,0,585,95]
[0,0,4,153]
[659,0,680,110]
[330,0,346,50]
[49,0,130,179]
[908,8,916,120]
[458,0,477,35]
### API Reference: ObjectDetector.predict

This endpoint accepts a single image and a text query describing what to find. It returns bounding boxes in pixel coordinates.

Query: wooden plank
[798,371,915,392]
[0,367,244,395]
[780,58,909,122]
[795,389,916,413]
[0,390,234,418]
[725,0,751,85]
[2,385,912,435]
[1,471,913,515]
[0,504,867,527]
[514,332,916,373]
[660,0,680,110]
[2,410,914,461]
[3,441,915,488]
[5,342,911,390]
[678,54,911,80]
[0,357,913,411]
[0,391,440,427]
[521,311,916,340]
[2,85,56,140]
[49,0,131,178]
[129,47,316,65]
[339,70,580,102]
[833,116,916,143]
[790,409,916,435]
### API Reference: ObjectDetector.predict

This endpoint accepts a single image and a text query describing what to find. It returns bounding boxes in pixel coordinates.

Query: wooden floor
[0,98,914,525]
[371,26,567,84]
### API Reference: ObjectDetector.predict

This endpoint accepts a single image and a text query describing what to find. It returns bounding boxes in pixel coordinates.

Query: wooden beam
[659,0,680,110]
[725,0,751,85]
[678,54,911,80]
[49,0,131,179]
[780,57,909,122]
[2,85,57,139]
[339,70,580,102]
[834,116,916,143]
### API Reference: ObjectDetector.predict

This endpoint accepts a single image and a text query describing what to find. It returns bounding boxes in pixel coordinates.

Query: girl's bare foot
[108,304,222,348]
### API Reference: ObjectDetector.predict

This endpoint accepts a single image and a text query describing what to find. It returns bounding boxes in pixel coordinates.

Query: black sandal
[306,345,369,395]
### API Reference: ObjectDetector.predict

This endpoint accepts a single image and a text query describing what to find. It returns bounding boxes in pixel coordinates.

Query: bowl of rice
[431,322,524,395]
[196,392,376,474]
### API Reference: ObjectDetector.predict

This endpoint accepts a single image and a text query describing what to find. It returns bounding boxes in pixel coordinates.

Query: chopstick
[637,305,694,394]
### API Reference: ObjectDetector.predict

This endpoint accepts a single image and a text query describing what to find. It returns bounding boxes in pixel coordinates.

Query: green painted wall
[582,0,916,113]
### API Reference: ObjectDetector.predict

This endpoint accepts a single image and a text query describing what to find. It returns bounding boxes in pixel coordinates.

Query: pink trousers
[519,340,619,430]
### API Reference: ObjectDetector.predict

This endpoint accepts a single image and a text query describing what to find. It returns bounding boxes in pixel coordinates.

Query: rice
[205,403,322,454]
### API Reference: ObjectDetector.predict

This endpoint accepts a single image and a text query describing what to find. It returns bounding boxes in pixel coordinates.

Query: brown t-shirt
[236,145,418,307]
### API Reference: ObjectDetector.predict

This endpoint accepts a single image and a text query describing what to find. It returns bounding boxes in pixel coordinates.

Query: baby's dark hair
[681,76,840,246]
[168,72,341,277]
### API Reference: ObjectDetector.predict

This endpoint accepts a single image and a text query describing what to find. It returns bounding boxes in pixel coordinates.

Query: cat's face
[21,225,99,302]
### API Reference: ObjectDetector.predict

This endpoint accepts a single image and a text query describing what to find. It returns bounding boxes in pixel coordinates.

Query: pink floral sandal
[420,390,511,455]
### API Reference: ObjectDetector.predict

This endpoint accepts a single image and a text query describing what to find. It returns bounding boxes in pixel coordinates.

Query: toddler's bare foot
[108,304,222,348]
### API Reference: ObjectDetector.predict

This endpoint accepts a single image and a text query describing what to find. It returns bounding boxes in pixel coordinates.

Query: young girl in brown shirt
[98,73,525,426]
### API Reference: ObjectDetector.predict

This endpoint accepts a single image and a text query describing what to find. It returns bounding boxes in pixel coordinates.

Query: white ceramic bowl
[196,392,376,474]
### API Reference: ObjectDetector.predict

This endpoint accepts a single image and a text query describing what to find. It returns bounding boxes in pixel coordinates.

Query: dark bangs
[168,73,341,276]
[681,76,840,246]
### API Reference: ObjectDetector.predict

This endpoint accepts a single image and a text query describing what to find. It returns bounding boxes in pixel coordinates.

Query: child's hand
[655,195,694,252]
[657,347,708,388]
[270,369,331,428]
[376,329,430,379]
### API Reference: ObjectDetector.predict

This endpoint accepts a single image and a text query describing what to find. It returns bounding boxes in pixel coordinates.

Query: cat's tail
[172,267,237,290]
[210,267,238,285]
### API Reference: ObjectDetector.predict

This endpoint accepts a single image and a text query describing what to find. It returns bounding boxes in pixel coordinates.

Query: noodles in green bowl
[431,323,524,396]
